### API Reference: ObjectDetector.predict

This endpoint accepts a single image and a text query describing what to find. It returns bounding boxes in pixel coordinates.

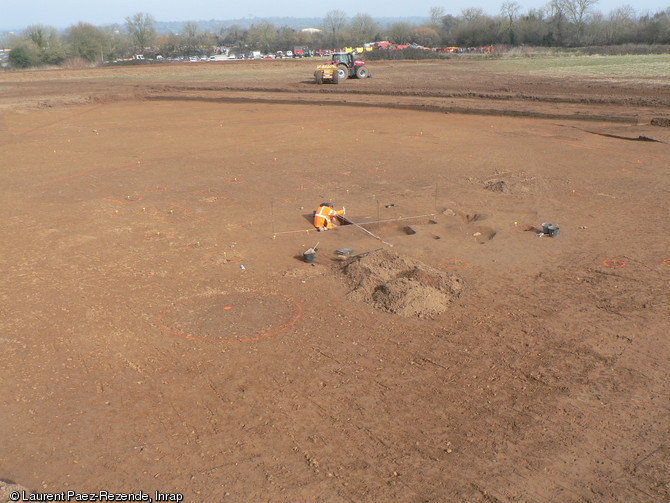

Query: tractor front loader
[314,64,341,84]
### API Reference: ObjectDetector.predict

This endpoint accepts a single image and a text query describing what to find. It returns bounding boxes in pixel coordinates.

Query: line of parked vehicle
[175,51,330,62]
[153,55,264,62]
[120,48,337,64]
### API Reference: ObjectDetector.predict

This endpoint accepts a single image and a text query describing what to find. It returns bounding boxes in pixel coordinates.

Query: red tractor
[314,52,371,84]
[331,52,370,80]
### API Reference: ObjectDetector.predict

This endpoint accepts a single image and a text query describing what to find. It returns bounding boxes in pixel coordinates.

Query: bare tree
[429,6,446,26]
[178,22,206,56]
[456,9,497,46]
[349,13,380,46]
[125,12,156,51]
[501,2,521,24]
[439,15,460,45]
[96,25,128,60]
[516,9,551,45]
[557,0,599,35]
[274,26,297,52]
[24,25,49,50]
[222,25,245,47]
[322,10,348,47]
[411,26,441,46]
[501,1,521,44]
[323,10,348,34]
[66,22,108,62]
[386,22,413,44]
[182,22,198,40]
[23,25,66,64]
[461,8,485,23]
[547,0,567,45]
[606,5,636,43]
[248,21,276,53]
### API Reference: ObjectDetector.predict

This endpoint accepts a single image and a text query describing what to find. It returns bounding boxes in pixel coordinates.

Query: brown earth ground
[1,59,669,502]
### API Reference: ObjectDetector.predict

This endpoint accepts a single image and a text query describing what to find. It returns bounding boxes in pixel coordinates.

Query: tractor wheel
[337,65,349,81]
[355,66,369,79]
[332,69,340,84]
[315,71,323,85]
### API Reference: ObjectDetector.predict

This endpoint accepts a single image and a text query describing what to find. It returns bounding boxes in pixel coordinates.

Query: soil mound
[484,180,510,193]
[340,249,463,318]
[1,481,31,502]
[651,117,670,127]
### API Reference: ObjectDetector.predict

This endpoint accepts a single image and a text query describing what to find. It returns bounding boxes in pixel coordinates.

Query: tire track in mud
[144,87,642,124]
[158,84,670,107]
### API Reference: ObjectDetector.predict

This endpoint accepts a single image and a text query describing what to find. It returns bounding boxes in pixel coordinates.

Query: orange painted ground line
[439,258,473,270]
[156,290,303,343]
[143,186,169,192]
[144,230,175,240]
[603,259,626,268]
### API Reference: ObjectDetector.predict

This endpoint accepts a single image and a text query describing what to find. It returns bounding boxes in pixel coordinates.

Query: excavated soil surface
[1,59,669,502]
[340,249,463,318]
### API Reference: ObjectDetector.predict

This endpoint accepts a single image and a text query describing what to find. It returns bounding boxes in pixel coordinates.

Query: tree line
[4,3,670,68]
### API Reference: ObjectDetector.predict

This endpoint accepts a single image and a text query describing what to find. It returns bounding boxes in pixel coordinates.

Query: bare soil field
[1,58,669,502]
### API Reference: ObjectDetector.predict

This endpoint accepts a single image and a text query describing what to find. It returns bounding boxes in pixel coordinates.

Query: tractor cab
[331,52,355,67]
[330,52,370,80]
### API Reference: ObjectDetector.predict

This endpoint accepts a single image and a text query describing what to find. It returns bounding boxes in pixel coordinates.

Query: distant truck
[209,55,228,61]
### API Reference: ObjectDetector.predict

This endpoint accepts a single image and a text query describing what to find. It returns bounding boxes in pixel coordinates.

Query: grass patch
[473,54,670,80]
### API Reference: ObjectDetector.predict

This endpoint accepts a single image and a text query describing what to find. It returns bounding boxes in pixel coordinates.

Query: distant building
[0,49,10,68]
[301,28,322,34]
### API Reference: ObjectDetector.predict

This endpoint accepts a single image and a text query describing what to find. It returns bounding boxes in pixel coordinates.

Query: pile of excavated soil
[651,117,670,127]
[484,180,510,193]
[340,249,463,318]
[0,481,31,502]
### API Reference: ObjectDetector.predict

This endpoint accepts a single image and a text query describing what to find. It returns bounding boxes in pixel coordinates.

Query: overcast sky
[2,0,669,30]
